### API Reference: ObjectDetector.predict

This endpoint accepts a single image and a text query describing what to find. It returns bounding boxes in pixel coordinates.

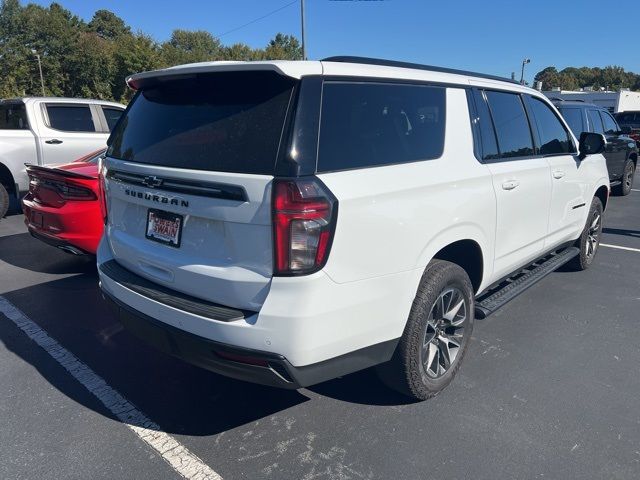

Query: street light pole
[300,0,307,60]
[31,49,45,96]
[520,58,530,86]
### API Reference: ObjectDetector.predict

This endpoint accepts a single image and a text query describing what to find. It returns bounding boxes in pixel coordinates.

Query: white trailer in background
[542,89,640,113]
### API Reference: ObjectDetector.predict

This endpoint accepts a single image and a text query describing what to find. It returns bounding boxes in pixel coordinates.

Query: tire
[377,260,474,400]
[0,183,9,219]
[613,159,635,196]
[567,197,603,271]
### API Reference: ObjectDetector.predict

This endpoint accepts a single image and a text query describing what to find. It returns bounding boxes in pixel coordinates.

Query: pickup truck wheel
[613,159,635,196]
[377,260,474,400]
[0,183,9,219]
[567,197,603,271]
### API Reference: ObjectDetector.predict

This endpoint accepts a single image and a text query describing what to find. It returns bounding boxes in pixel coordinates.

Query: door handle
[552,170,565,179]
[45,139,63,145]
[501,180,520,191]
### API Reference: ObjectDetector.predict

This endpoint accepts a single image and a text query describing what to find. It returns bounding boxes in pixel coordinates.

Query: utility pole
[520,58,530,86]
[300,0,307,60]
[31,49,45,96]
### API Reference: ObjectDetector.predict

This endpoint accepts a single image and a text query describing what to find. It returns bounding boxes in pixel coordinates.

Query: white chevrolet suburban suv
[0,97,125,217]
[98,57,609,400]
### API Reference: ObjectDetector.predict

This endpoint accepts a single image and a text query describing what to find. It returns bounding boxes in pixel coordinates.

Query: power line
[217,0,299,38]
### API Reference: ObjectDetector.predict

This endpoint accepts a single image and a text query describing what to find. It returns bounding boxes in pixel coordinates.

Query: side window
[558,107,584,137]
[526,97,574,155]
[587,109,604,134]
[0,103,29,129]
[469,89,499,160]
[46,105,95,132]
[317,82,446,172]
[601,111,618,135]
[102,107,123,131]
[484,90,534,159]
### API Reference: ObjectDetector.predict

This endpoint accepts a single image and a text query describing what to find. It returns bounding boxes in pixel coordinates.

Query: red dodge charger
[22,149,105,255]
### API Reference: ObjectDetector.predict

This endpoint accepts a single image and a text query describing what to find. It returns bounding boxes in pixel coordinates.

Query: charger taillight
[98,157,108,224]
[272,178,337,275]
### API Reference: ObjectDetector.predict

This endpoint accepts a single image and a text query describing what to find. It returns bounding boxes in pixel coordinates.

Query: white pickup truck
[0,97,125,217]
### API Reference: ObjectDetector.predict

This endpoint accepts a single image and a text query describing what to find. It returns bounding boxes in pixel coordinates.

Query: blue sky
[30,0,640,82]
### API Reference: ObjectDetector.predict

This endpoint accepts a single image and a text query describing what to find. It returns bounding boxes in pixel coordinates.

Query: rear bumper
[28,228,91,255]
[22,195,102,254]
[100,282,398,389]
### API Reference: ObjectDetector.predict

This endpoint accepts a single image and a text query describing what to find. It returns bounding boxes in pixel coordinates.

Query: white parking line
[0,296,222,480]
[600,243,640,253]
[632,189,640,192]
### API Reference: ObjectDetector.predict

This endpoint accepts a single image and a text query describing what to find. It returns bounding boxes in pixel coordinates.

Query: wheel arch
[432,240,484,294]
[0,162,16,195]
[594,184,609,211]
[416,225,491,294]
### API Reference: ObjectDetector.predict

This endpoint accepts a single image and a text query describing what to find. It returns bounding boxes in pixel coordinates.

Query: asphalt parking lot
[1,188,639,480]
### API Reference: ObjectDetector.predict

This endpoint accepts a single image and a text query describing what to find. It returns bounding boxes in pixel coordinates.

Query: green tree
[160,29,222,66]
[88,9,130,40]
[113,33,161,101]
[0,1,306,101]
[222,42,259,61]
[534,64,640,91]
[263,33,302,60]
[66,32,115,99]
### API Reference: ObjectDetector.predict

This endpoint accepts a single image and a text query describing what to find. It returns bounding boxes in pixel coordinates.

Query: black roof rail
[322,56,520,85]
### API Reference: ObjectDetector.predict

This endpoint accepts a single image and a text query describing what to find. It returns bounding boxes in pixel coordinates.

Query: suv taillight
[98,157,108,224]
[272,178,338,275]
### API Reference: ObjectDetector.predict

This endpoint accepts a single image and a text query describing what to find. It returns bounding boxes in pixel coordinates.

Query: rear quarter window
[317,82,446,172]
[107,71,296,175]
[102,107,124,131]
[0,103,29,130]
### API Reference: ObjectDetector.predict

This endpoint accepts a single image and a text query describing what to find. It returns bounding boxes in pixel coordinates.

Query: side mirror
[620,125,632,134]
[578,132,606,160]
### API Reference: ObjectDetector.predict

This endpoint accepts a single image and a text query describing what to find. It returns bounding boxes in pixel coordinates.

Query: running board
[475,247,580,319]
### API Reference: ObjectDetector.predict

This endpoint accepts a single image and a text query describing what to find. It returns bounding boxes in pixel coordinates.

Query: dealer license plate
[145,209,183,248]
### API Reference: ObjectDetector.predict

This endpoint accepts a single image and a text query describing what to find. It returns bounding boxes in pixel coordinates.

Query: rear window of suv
[107,71,296,175]
[317,82,446,172]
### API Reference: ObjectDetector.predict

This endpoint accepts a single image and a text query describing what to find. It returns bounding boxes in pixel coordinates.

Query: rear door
[587,108,621,180]
[38,102,108,165]
[0,101,38,192]
[600,110,628,178]
[104,71,297,311]
[525,95,586,246]
[478,89,552,279]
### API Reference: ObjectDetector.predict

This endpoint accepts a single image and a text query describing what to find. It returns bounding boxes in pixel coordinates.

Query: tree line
[533,65,640,92]
[3,0,638,102]
[0,0,302,102]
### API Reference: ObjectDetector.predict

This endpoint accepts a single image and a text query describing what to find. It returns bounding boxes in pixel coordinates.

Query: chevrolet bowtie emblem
[142,175,163,188]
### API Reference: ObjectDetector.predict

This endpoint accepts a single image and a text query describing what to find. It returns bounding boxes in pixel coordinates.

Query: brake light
[98,157,108,224]
[29,175,96,207]
[272,178,338,275]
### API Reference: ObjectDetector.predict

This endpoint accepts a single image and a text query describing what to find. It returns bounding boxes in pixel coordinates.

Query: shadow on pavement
[602,227,640,239]
[0,220,417,437]
[0,270,415,439]
[0,232,95,275]
[307,368,416,406]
